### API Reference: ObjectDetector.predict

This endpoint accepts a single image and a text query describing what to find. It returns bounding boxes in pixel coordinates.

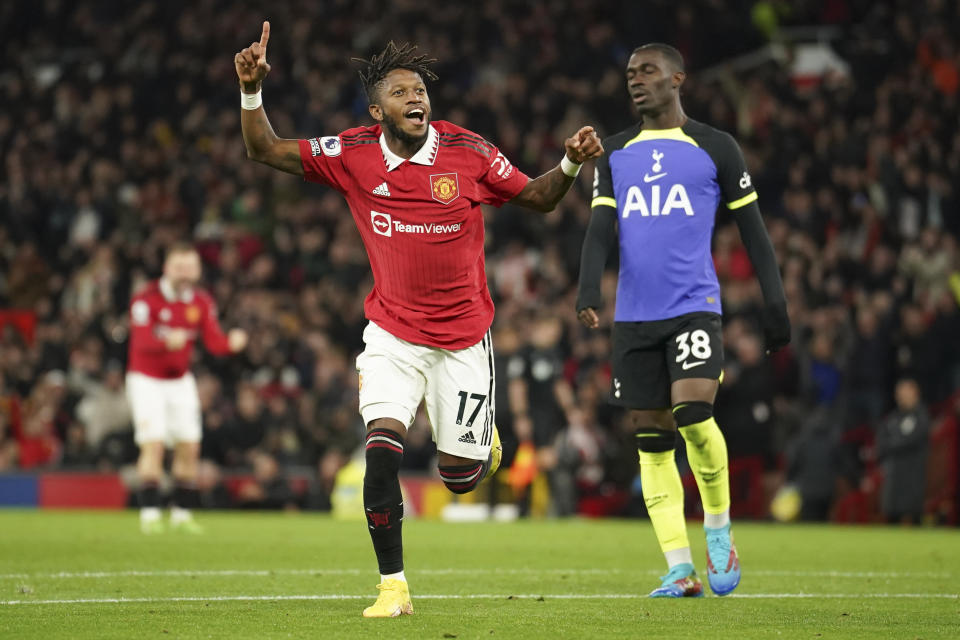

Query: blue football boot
[705,524,741,596]
[649,562,705,598]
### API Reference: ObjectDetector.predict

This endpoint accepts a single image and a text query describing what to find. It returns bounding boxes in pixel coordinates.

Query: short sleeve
[590,151,616,210]
[475,146,530,206]
[715,133,758,211]
[299,136,351,192]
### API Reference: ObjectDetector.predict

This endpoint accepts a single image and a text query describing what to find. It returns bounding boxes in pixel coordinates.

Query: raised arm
[235,21,303,175]
[510,127,603,212]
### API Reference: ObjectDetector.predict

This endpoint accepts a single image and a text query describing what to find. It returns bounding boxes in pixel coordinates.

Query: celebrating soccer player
[127,243,248,534]
[576,44,790,598]
[234,22,602,617]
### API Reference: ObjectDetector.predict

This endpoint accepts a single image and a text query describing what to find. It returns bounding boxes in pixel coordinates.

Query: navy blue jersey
[591,119,757,321]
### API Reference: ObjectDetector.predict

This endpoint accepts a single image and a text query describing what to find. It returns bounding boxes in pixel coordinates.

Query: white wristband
[241,90,262,110]
[560,155,582,177]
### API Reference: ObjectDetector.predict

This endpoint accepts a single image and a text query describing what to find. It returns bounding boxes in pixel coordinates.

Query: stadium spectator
[74,360,132,451]
[0,391,19,471]
[843,302,895,430]
[876,378,932,525]
[509,315,576,515]
[235,451,298,511]
[785,405,845,521]
[195,459,234,510]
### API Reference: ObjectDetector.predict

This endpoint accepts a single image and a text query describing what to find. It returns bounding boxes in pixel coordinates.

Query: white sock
[664,547,694,570]
[381,571,406,583]
[704,510,730,529]
[170,507,192,525]
[140,507,162,523]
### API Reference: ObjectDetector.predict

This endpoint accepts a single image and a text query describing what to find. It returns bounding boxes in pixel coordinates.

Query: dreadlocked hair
[353,41,439,103]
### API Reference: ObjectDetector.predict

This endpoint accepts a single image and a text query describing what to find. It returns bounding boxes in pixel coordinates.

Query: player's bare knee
[629,409,675,432]
[367,417,407,439]
[671,378,719,404]
[137,442,164,470]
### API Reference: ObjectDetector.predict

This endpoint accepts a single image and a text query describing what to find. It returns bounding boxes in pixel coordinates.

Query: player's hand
[762,302,791,354]
[228,328,249,353]
[577,307,600,329]
[564,126,604,164]
[235,21,271,91]
[165,328,190,351]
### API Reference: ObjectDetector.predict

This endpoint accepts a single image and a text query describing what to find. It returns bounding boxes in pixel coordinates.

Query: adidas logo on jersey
[372,182,391,197]
[458,431,477,444]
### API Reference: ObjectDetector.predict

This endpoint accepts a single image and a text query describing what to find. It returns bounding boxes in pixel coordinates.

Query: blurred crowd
[1,0,959,522]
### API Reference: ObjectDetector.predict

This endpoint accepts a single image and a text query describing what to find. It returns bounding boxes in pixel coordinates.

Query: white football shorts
[126,371,202,446]
[356,321,495,461]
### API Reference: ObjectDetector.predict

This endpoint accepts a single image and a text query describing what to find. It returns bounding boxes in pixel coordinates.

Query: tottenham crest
[430,173,459,204]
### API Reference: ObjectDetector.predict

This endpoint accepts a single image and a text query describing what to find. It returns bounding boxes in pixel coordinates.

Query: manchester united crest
[185,305,201,324]
[430,173,459,205]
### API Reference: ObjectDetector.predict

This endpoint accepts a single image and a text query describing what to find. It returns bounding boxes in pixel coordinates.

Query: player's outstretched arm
[235,21,303,176]
[510,127,603,212]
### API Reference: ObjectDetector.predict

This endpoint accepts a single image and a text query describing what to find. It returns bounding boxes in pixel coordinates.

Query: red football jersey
[127,279,231,379]
[298,121,529,349]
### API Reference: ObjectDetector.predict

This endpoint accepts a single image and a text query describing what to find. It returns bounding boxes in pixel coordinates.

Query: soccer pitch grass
[0,511,957,639]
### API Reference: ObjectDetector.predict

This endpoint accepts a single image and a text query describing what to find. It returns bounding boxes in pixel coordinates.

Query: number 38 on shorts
[665,314,723,380]
[667,315,723,380]
[609,312,724,409]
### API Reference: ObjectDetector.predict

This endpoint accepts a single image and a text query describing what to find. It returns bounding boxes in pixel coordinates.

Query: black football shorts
[610,312,723,409]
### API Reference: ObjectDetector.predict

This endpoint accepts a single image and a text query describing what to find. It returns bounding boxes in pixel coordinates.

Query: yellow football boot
[362,579,413,618]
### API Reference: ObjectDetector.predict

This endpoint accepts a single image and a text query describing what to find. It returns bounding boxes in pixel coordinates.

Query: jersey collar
[380,124,439,172]
[159,278,194,303]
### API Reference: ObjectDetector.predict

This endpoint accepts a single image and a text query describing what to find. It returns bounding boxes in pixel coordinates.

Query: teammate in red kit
[235,22,603,617]
[127,243,248,534]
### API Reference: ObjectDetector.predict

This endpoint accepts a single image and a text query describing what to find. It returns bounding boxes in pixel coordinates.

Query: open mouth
[632,92,648,104]
[405,108,426,125]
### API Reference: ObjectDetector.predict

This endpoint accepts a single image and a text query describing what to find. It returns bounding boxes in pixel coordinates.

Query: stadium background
[0,0,958,526]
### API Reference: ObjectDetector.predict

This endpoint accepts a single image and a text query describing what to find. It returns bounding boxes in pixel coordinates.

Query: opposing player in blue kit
[577,44,790,598]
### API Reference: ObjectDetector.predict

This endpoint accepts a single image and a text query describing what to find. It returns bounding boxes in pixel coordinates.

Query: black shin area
[671,401,713,428]
[139,481,160,508]
[172,482,199,509]
[364,428,405,574]
[634,428,677,453]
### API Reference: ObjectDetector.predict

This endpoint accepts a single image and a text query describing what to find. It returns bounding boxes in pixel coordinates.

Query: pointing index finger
[260,21,270,49]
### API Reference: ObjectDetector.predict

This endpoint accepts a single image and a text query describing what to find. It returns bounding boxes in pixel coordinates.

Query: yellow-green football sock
[636,429,689,553]
[676,412,730,518]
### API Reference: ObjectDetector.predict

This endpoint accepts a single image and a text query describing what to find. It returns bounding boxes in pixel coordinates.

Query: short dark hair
[353,41,439,103]
[165,241,197,259]
[632,43,685,73]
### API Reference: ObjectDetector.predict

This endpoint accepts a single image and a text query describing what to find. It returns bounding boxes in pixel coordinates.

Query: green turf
[0,510,957,639]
